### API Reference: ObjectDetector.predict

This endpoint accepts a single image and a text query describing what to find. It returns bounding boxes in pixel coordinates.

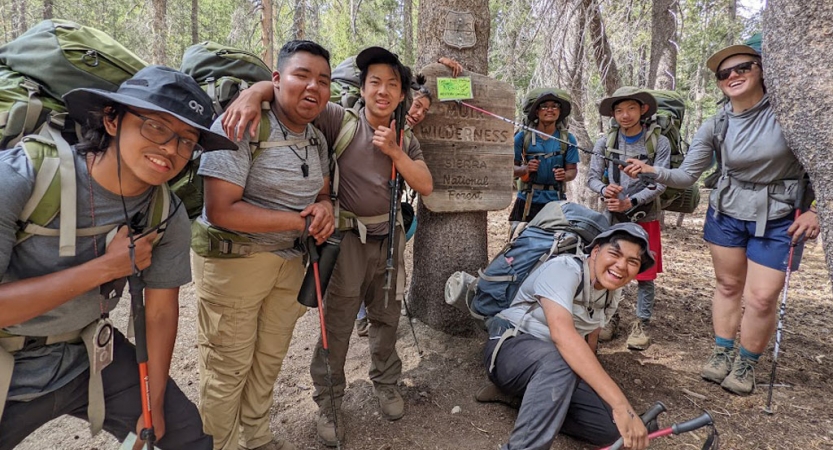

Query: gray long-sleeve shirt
[587,130,671,223]
[652,95,805,235]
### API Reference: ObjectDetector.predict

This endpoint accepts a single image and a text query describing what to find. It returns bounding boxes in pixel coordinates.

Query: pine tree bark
[583,0,620,96]
[292,0,306,40]
[261,0,274,68]
[150,0,168,65]
[191,0,199,45]
[11,0,27,39]
[409,0,490,335]
[403,0,414,65]
[648,0,678,90]
[43,0,54,20]
[764,0,833,283]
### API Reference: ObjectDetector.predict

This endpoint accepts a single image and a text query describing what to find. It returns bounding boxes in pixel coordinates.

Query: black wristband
[631,198,639,207]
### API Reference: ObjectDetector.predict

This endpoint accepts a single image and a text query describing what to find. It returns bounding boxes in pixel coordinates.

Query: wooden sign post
[414,64,515,212]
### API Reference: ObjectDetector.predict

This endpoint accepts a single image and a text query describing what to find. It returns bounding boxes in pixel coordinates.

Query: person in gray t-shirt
[623,44,820,396]
[0,66,235,449]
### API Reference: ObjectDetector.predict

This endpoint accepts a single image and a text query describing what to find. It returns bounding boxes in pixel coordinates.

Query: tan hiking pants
[193,251,306,450]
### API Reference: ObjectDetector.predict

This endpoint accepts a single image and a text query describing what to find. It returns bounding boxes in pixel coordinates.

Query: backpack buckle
[20,78,42,94]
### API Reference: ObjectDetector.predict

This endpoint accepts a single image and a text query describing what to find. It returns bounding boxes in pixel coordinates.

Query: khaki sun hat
[598,86,657,118]
[706,44,760,73]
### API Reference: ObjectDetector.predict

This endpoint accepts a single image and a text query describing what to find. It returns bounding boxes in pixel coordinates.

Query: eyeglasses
[125,109,204,160]
[538,103,561,111]
[715,61,760,81]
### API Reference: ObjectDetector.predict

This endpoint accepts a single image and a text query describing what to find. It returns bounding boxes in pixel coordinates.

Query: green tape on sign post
[437,77,473,101]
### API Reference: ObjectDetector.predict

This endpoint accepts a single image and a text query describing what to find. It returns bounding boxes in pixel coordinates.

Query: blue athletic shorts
[703,206,804,272]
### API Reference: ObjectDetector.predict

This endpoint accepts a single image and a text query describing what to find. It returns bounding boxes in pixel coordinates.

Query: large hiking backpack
[605,89,700,214]
[174,42,274,219]
[445,202,609,323]
[0,20,167,256]
[330,56,362,109]
[0,19,147,149]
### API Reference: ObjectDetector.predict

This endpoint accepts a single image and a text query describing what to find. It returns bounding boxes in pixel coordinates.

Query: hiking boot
[626,320,651,350]
[599,312,620,342]
[474,381,521,409]
[245,440,297,450]
[355,317,369,337]
[701,346,734,384]
[316,408,345,447]
[720,357,757,395]
[374,384,405,420]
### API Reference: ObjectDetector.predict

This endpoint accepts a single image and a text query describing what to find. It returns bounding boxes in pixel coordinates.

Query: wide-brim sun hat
[528,90,572,123]
[598,86,657,119]
[63,65,236,152]
[706,44,760,73]
[588,222,656,274]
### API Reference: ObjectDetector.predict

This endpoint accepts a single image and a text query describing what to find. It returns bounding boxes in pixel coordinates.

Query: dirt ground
[19,191,833,450]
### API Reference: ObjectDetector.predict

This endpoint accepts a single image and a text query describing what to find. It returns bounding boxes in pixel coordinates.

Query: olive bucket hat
[587,222,656,274]
[598,86,658,119]
[525,88,572,124]
[63,65,236,152]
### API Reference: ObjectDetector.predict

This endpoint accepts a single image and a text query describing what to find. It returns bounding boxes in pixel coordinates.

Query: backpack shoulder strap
[644,122,661,163]
[522,130,532,162]
[333,108,360,160]
[147,184,172,246]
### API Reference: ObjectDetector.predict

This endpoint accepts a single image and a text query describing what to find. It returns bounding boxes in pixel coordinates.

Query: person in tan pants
[192,40,335,450]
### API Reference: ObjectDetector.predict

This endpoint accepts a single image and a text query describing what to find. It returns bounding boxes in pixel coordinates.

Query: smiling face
[590,238,643,291]
[361,63,405,123]
[535,100,561,127]
[103,107,196,187]
[612,99,649,133]
[407,95,431,127]
[273,51,331,132]
[716,54,764,103]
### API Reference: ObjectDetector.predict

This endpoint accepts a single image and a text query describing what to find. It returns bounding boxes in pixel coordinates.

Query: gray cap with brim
[706,44,760,73]
[63,65,236,152]
[587,222,656,274]
[598,86,658,119]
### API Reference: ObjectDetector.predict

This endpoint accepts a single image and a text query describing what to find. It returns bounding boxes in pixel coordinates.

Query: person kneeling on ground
[0,65,235,450]
[480,223,654,450]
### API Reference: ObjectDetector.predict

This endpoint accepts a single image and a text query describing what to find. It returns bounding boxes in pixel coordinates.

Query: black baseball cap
[63,65,236,152]
[355,47,401,71]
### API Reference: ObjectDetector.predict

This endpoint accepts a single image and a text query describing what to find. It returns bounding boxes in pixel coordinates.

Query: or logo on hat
[188,100,205,116]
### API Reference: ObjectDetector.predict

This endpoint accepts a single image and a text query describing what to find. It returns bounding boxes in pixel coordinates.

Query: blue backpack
[457,202,609,321]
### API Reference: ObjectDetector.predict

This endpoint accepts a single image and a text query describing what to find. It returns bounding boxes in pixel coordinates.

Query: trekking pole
[602,411,717,450]
[764,178,807,414]
[308,237,342,450]
[604,401,667,450]
[383,103,406,304]
[455,100,657,190]
[127,233,155,449]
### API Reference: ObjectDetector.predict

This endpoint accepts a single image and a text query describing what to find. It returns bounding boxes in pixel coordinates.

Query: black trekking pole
[383,103,406,304]
[455,100,657,190]
[307,237,342,450]
[764,179,807,414]
[604,401,667,450]
[602,411,718,450]
[127,240,155,450]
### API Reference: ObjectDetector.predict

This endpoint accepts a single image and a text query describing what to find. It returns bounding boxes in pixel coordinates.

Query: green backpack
[0,19,147,149]
[174,42,275,219]
[605,89,700,214]
[330,56,362,109]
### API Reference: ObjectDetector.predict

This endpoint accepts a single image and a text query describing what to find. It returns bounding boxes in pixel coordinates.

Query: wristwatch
[630,198,639,208]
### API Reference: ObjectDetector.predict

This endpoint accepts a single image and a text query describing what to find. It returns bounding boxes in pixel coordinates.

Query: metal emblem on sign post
[443,10,476,49]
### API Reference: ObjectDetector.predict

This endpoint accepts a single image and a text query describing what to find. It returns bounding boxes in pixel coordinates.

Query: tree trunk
[150,0,168,65]
[648,0,678,90]
[292,0,306,40]
[403,0,414,65]
[409,0,490,336]
[11,0,27,39]
[764,1,833,283]
[43,0,54,20]
[583,0,620,96]
[260,0,274,68]
[191,0,199,45]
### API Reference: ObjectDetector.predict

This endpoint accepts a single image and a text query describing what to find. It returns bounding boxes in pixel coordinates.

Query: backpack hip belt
[524,183,560,192]
[0,320,108,435]
[337,210,402,244]
[714,176,797,237]
[191,218,297,258]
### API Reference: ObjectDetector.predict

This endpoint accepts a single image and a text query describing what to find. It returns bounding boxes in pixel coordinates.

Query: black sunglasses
[715,60,760,81]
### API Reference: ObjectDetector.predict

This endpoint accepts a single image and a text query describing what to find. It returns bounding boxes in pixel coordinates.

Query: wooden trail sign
[413,64,515,212]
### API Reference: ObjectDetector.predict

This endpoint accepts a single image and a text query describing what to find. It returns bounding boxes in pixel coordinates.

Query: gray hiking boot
[474,381,521,409]
[599,312,620,342]
[316,407,344,447]
[626,320,651,350]
[701,346,734,384]
[374,384,405,420]
[355,317,369,337]
[721,357,757,395]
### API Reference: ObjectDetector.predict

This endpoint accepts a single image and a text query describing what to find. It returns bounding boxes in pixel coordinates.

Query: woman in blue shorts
[623,43,819,395]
